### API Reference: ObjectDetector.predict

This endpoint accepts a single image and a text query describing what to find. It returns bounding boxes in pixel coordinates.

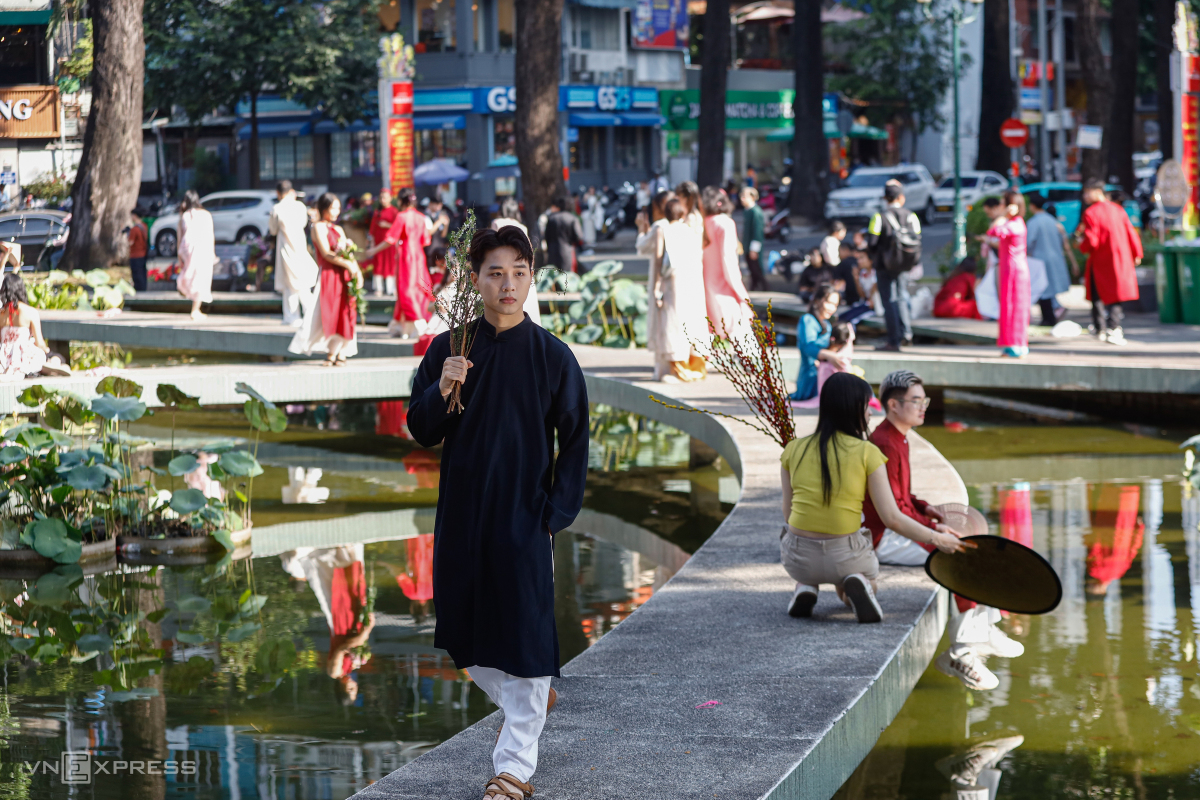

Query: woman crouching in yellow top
[780,372,972,623]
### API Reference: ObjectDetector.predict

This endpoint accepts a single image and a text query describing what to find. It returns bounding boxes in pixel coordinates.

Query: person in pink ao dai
[700,187,753,341]
[980,190,1030,358]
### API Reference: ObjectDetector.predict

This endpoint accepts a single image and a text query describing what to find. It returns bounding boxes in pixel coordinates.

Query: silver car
[149,189,277,258]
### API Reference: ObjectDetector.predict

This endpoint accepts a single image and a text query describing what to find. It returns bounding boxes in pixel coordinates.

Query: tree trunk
[697,0,730,189]
[515,0,567,236]
[61,0,144,271]
[1107,0,1137,191]
[1155,0,1174,160]
[1077,0,1113,183]
[790,0,825,222]
[976,0,1014,174]
[249,89,260,190]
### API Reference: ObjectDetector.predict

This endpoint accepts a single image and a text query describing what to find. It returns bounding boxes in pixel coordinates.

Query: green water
[0,402,735,800]
[835,408,1200,800]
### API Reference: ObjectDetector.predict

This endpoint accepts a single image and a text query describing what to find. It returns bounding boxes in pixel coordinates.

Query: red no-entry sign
[999,119,1029,149]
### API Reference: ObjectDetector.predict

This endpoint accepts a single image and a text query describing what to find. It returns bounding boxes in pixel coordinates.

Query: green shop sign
[660,89,794,130]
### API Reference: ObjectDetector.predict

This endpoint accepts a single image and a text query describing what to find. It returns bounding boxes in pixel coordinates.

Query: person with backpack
[977,190,1030,357]
[866,181,922,351]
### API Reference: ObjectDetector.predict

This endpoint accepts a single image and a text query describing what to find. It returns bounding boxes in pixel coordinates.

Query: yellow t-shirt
[780,432,888,535]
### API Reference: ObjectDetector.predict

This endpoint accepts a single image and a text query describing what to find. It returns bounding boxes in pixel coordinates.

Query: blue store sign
[413,85,659,115]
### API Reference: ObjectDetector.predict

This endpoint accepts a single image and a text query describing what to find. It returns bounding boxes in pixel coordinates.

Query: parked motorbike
[600,182,636,239]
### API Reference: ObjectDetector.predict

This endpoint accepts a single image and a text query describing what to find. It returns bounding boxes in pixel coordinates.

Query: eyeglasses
[904,397,932,410]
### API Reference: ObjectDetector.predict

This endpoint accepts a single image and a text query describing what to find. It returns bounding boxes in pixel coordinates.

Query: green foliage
[169,488,208,515]
[157,383,201,410]
[541,261,648,348]
[22,174,73,206]
[191,146,228,196]
[826,0,962,143]
[56,19,93,93]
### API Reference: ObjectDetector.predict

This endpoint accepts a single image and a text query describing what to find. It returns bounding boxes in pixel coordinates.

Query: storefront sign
[486,86,517,113]
[413,85,659,116]
[1076,124,1103,150]
[0,86,60,138]
[389,117,414,189]
[632,0,688,50]
[392,82,413,115]
[660,89,794,130]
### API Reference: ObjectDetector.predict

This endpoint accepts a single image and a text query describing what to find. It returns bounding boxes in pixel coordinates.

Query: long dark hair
[316,192,340,220]
[800,372,873,505]
[0,273,27,312]
[650,189,674,222]
[179,189,203,213]
[674,181,700,215]
[807,282,839,332]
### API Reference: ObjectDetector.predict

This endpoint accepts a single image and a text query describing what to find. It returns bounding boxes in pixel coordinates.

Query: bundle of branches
[434,209,483,413]
[652,300,795,448]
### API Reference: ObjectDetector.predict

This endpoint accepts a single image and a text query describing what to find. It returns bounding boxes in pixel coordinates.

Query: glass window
[352,132,380,176]
[275,139,296,180]
[295,136,314,179]
[570,128,598,171]
[330,132,352,179]
[493,115,516,161]
[21,217,53,237]
[938,176,978,189]
[571,6,620,50]
[415,129,467,164]
[417,0,456,52]
[258,139,275,182]
[202,197,229,210]
[0,219,21,238]
[223,197,262,211]
[613,128,645,170]
[844,172,898,188]
[498,0,514,51]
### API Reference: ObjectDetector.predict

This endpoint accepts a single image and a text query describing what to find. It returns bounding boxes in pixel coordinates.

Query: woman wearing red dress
[289,193,362,365]
[364,187,431,339]
[368,187,399,296]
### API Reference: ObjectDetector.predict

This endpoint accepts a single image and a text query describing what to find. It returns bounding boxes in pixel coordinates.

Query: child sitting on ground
[816,322,881,410]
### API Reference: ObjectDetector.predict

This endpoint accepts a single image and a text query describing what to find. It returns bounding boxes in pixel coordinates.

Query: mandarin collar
[477,313,531,342]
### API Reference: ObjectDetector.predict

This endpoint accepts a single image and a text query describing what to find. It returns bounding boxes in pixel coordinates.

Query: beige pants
[780,527,880,587]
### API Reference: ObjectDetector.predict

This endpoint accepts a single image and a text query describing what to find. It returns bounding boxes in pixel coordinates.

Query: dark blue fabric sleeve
[406,336,457,447]
[542,349,590,534]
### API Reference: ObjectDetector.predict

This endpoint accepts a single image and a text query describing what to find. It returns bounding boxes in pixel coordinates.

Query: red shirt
[1078,200,1142,304]
[863,418,933,547]
[128,221,148,259]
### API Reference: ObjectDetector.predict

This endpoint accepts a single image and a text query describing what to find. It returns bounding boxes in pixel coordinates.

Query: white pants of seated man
[876,529,1001,655]
[467,666,551,783]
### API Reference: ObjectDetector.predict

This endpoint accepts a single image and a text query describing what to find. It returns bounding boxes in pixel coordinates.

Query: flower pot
[116,526,251,565]
[0,537,118,579]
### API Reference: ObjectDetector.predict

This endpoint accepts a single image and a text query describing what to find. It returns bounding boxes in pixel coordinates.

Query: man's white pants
[466,666,551,783]
[282,285,317,326]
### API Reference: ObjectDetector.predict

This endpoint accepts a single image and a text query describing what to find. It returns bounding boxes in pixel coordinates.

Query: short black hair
[1026,192,1044,209]
[982,196,1002,208]
[1082,178,1106,193]
[554,196,572,211]
[884,182,904,203]
[830,321,853,346]
[880,369,923,408]
[469,225,534,273]
[276,180,293,194]
[829,220,846,235]
[664,198,686,222]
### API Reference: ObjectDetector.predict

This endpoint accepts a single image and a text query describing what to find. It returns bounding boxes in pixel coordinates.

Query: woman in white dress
[674,181,705,236]
[648,198,708,383]
[635,189,673,256]
[175,189,216,320]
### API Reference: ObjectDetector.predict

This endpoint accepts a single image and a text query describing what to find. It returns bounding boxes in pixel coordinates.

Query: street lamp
[917,0,984,264]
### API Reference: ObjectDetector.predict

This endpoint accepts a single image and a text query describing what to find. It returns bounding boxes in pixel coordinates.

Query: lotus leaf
[554,271,582,292]
[17,385,50,407]
[210,529,235,551]
[167,454,200,476]
[175,631,205,645]
[535,270,559,292]
[585,260,623,279]
[225,622,261,643]
[41,402,64,430]
[239,594,267,615]
[75,633,113,653]
[610,279,648,313]
[8,637,37,652]
[66,465,109,491]
[46,429,74,447]
[175,596,212,614]
[84,269,112,287]
[16,426,54,450]
[94,376,143,399]
[29,569,80,604]
[255,637,297,675]
[572,324,604,344]
[114,278,136,296]
[91,395,147,421]
[97,464,122,481]
[0,445,26,465]
[169,488,208,515]
[107,688,159,702]
[49,484,72,504]
[94,284,124,309]
[234,383,274,407]
[45,270,70,285]
[156,384,201,410]
[218,450,263,477]
[601,334,632,348]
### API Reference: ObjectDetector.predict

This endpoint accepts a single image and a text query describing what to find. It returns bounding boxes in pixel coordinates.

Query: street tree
[61,0,144,271]
[976,0,1013,174]
[790,0,826,222]
[1155,0,1174,159]
[1077,0,1113,183]
[826,0,957,162]
[697,0,731,189]
[515,0,568,232]
[1107,0,1139,191]
[144,0,379,189]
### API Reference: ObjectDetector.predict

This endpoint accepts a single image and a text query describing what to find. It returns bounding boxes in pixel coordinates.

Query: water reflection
[0,400,735,799]
[837,467,1200,800]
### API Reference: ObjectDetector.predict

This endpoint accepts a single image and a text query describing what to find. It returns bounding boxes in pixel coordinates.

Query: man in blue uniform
[407,225,590,800]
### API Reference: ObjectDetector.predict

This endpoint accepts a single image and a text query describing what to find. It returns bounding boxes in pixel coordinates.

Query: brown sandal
[496,687,556,743]
[483,773,533,800]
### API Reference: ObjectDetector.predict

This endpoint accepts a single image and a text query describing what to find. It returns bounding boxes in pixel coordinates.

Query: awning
[618,112,664,127]
[236,120,312,139]
[0,9,52,24]
[569,112,616,128]
[313,118,377,134]
[413,114,466,131]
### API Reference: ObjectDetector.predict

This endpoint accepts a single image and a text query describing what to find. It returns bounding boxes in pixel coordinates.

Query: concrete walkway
[357,346,965,800]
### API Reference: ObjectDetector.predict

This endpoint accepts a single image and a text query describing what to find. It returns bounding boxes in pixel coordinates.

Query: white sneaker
[1105,327,1127,345]
[842,573,882,623]
[936,744,997,786]
[975,625,1025,659]
[1091,326,1108,343]
[935,648,1000,690]
[787,583,818,618]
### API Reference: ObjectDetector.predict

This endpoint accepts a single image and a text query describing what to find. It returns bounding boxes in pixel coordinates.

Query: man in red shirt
[1077,179,1142,345]
[865,370,1023,691]
[127,208,149,291]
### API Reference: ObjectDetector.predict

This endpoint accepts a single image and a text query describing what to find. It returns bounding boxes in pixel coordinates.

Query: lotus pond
[0,399,735,800]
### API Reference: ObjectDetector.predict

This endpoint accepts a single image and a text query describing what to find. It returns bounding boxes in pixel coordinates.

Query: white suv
[150,189,278,258]
[824,164,937,224]
[931,171,1009,220]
